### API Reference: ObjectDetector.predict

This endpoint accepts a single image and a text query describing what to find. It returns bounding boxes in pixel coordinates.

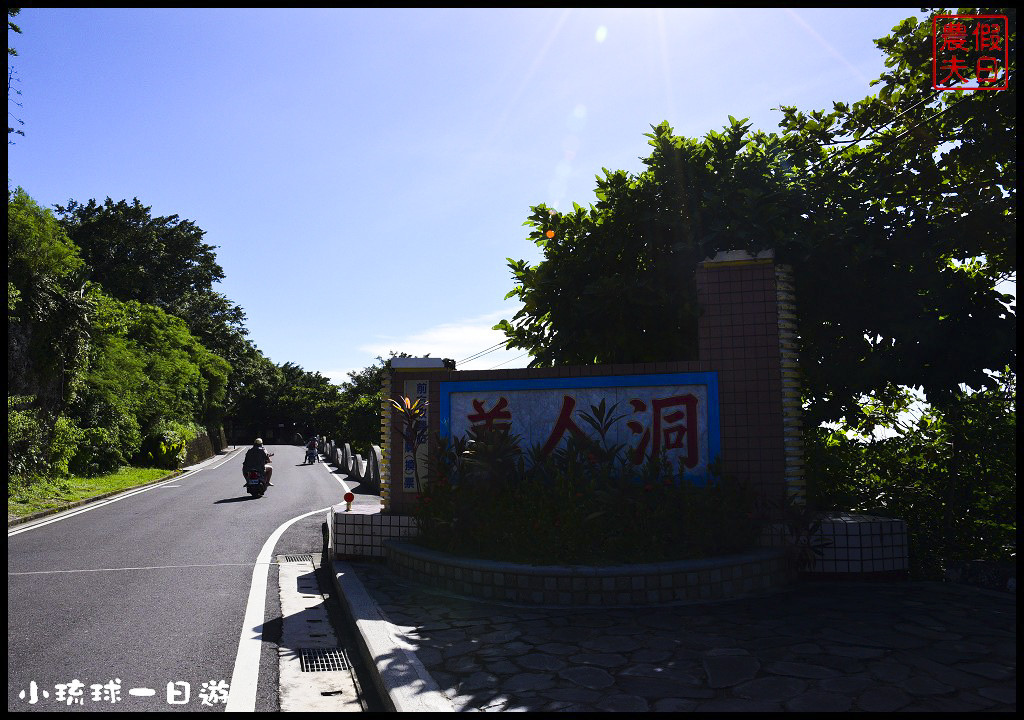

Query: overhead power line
[801,91,976,176]
[488,352,530,370]
[457,340,508,365]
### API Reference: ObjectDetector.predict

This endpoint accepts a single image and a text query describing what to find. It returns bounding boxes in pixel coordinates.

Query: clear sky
[8,7,932,384]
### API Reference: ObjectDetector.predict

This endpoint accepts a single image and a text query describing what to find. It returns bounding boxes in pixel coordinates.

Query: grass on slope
[8,466,176,520]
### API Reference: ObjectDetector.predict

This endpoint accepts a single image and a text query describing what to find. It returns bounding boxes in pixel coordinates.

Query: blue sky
[9,7,936,384]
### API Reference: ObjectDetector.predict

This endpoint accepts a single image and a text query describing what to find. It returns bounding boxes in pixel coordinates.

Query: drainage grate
[299,647,351,672]
[282,554,314,563]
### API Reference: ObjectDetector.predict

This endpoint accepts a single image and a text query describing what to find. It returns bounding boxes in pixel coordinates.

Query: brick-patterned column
[776,263,805,504]
[695,251,787,518]
[387,369,407,514]
[379,370,392,511]
[385,359,450,515]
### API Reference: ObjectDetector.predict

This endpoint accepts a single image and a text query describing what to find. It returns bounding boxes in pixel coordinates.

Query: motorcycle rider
[242,438,274,486]
[306,436,318,463]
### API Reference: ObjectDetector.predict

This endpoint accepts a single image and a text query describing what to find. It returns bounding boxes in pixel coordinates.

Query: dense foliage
[54,197,225,312]
[8,189,90,480]
[807,373,1016,579]
[500,27,1016,422]
[7,185,381,486]
[335,357,390,454]
[67,292,230,474]
[495,8,1015,575]
[414,422,762,565]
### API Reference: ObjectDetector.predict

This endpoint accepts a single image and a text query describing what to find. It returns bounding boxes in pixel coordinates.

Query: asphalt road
[7,444,351,713]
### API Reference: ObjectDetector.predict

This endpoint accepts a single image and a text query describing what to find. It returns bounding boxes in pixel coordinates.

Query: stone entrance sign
[441,372,721,485]
[381,251,803,518]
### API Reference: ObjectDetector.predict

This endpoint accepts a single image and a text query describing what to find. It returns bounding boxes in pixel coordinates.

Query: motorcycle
[244,452,274,498]
[245,469,268,497]
[305,446,318,464]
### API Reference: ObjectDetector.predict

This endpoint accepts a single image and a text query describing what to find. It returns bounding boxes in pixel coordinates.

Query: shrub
[47,414,84,478]
[8,395,46,481]
[69,426,128,477]
[413,424,762,565]
[138,419,204,469]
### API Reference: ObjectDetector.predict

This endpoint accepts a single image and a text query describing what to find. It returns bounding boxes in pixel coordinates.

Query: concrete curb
[330,560,455,713]
[6,447,243,528]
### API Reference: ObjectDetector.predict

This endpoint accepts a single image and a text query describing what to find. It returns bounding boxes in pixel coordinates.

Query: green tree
[806,371,1016,578]
[496,9,1016,577]
[273,362,355,441]
[497,118,800,367]
[54,197,225,313]
[68,291,230,473]
[770,9,1016,572]
[8,188,91,477]
[336,356,390,452]
[9,187,242,478]
[223,341,282,442]
[53,194,244,451]
[498,8,1015,429]
[773,8,1016,426]
[171,288,250,367]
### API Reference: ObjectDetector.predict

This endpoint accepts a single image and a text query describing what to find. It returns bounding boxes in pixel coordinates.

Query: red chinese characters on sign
[467,397,513,431]
[932,15,1009,90]
[463,393,703,468]
[626,395,699,468]
[538,396,588,456]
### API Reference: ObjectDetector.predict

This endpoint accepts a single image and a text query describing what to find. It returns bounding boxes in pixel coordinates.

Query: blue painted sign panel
[439,372,720,485]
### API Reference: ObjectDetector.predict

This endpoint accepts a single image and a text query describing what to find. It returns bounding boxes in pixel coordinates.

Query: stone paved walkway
[347,561,1016,712]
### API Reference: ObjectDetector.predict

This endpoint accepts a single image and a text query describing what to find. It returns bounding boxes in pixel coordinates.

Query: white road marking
[10,447,353,711]
[9,563,278,576]
[318,458,353,493]
[8,477,191,536]
[224,506,333,713]
[224,456,355,711]
[7,448,244,537]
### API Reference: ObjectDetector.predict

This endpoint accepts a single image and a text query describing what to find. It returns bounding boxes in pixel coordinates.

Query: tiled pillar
[385,359,448,515]
[695,250,787,516]
[379,370,392,511]
[776,263,805,504]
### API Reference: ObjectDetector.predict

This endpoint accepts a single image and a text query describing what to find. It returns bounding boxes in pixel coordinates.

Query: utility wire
[798,92,975,177]
[487,352,530,370]
[815,95,934,149]
[457,340,508,365]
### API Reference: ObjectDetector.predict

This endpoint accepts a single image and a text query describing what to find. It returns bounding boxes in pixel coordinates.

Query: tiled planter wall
[333,510,417,558]
[803,513,909,578]
[383,540,790,608]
